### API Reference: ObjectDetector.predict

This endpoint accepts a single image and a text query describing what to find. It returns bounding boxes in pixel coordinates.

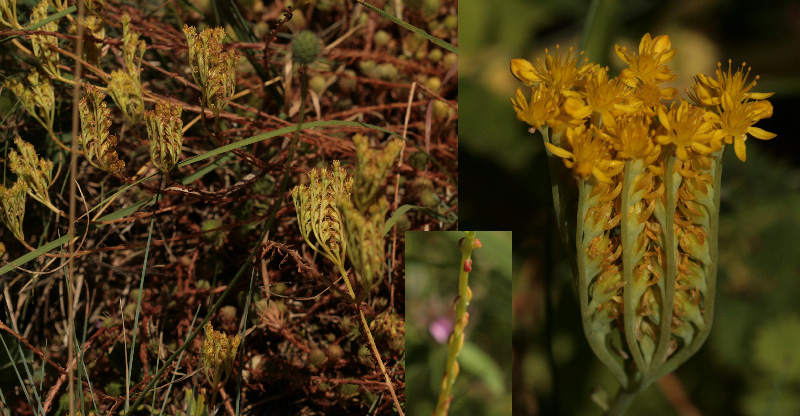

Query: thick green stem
[605,386,639,416]
[434,231,477,416]
[654,150,722,379]
[651,153,679,371]
[620,160,647,374]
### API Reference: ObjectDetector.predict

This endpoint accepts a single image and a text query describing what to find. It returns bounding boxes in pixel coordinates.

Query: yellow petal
[544,142,574,159]
[511,59,540,85]
[614,44,632,65]
[676,145,688,160]
[652,34,672,54]
[691,141,714,154]
[747,126,776,141]
[660,87,678,100]
[657,106,671,131]
[734,137,747,162]
[748,91,774,100]
[564,97,592,120]
[638,33,653,54]
[592,166,613,184]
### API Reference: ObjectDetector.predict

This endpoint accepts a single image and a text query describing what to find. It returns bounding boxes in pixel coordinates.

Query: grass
[0,0,458,414]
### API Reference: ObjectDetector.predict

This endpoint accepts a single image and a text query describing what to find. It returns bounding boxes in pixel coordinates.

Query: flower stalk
[434,231,481,416]
[511,34,774,414]
[291,137,404,415]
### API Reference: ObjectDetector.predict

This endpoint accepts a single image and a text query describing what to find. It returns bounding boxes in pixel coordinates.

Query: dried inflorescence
[108,14,146,124]
[370,310,405,352]
[292,160,353,269]
[339,135,403,297]
[30,0,60,79]
[78,84,126,175]
[145,100,183,174]
[202,322,241,403]
[183,25,237,117]
[511,33,776,396]
[0,180,27,244]
[5,71,55,134]
[0,0,21,29]
[8,137,57,214]
[291,140,405,414]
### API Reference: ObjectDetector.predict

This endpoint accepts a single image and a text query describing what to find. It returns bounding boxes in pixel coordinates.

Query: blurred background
[406,231,512,416]
[459,0,800,414]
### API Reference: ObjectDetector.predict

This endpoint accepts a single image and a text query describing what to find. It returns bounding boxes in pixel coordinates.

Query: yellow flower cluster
[512,34,777,381]
[511,34,775,181]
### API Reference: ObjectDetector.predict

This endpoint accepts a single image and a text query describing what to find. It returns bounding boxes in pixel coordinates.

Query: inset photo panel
[405,231,512,415]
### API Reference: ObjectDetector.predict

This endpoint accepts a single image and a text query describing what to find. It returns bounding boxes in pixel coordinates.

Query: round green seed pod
[426,76,442,92]
[309,75,327,94]
[308,348,327,368]
[432,99,449,119]
[443,15,457,31]
[339,69,357,91]
[376,63,398,81]
[374,30,391,48]
[326,344,344,363]
[428,48,442,62]
[291,30,321,64]
[443,52,457,69]
[423,0,439,17]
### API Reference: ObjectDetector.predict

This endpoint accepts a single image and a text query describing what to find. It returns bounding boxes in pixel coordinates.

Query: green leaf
[458,342,505,396]
[383,204,455,235]
[383,204,418,235]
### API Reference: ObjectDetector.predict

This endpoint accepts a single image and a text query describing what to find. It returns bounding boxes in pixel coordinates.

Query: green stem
[650,153,679,372]
[434,231,477,416]
[620,160,647,374]
[606,386,638,416]
[335,261,404,415]
[654,149,723,379]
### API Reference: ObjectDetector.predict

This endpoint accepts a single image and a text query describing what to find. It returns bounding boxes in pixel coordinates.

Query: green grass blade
[124,176,164,414]
[383,204,454,235]
[158,306,202,416]
[355,0,457,54]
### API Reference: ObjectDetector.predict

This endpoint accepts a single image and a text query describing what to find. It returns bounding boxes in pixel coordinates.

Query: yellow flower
[712,93,775,162]
[605,115,661,165]
[545,126,623,183]
[566,66,639,129]
[510,45,590,93]
[615,33,677,88]
[510,84,560,130]
[656,100,722,160]
[689,60,774,107]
